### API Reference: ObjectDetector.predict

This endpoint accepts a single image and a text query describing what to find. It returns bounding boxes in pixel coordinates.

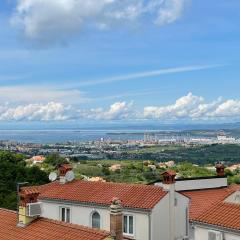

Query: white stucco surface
[194,226,240,240]
[41,200,149,240]
[155,178,228,191]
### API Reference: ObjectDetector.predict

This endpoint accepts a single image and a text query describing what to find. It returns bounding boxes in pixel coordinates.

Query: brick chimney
[162,170,176,185]
[17,187,40,227]
[110,197,123,240]
[58,164,72,184]
[215,163,225,177]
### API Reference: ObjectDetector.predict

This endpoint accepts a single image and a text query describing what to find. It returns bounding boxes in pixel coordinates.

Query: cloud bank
[1,93,240,122]
[143,93,240,121]
[0,102,70,121]
[11,0,189,45]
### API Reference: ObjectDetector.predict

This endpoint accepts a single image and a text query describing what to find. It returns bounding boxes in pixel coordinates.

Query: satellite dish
[49,172,57,182]
[65,170,75,182]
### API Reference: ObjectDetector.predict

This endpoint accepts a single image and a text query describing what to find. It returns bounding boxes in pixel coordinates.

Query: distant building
[109,164,122,172]
[26,155,45,165]
[88,176,106,182]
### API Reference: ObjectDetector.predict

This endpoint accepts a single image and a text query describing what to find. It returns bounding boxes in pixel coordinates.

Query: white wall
[194,226,240,240]
[151,195,170,240]
[41,200,149,240]
[175,192,189,239]
[151,192,189,240]
[155,178,228,191]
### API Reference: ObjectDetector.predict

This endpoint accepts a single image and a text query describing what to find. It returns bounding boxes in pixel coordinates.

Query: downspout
[169,184,175,240]
[148,211,152,240]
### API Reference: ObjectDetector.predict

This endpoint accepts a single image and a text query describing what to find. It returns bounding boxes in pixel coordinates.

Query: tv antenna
[49,172,57,182]
[65,170,75,182]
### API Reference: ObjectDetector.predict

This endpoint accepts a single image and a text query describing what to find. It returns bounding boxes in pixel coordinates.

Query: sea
[0,129,150,143]
[0,122,236,143]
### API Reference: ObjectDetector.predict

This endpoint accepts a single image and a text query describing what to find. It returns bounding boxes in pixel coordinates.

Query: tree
[45,153,68,167]
[0,151,49,210]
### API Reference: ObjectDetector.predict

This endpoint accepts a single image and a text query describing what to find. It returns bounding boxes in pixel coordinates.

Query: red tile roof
[182,185,240,220]
[27,180,167,210]
[0,208,109,240]
[195,202,240,231]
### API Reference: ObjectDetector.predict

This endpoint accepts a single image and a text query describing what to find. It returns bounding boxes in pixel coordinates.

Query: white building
[21,164,240,240]
[155,164,240,240]
[24,165,189,240]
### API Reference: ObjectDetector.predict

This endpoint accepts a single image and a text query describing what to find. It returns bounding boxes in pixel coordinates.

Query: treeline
[105,144,240,165]
[0,151,49,210]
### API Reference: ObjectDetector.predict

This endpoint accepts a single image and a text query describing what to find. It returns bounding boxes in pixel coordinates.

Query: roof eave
[190,220,240,235]
[39,197,152,212]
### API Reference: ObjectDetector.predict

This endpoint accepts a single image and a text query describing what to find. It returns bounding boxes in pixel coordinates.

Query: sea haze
[0,123,240,143]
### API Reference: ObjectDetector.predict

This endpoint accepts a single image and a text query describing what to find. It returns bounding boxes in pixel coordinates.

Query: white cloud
[210,100,240,118]
[11,0,189,45]
[154,0,189,26]
[0,102,71,121]
[78,101,134,120]
[76,64,222,87]
[1,94,240,122]
[144,93,240,121]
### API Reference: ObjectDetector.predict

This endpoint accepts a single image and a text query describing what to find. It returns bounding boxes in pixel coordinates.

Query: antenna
[65,170,75,182]
[49,172,57,182]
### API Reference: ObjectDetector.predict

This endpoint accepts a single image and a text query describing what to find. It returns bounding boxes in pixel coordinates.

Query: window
[91,211,100,229]
[60,207,70,223]
[123,215,134,235]
[208,230,222,240]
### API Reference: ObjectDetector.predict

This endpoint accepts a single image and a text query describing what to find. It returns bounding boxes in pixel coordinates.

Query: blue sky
[0,0,240,126]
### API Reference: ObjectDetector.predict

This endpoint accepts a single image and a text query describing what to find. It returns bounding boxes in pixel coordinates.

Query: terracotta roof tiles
[0,208,109,240]
[28,180,167,210]
[181,185,240,220]
[195,202,240,231]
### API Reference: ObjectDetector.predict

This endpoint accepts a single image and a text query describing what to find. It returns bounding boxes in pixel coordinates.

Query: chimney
[215,163,225,177]
[110,197,123,240]
[162,170,176,190]
[58,164,73,184]
[161,170,176,240]
[17,187,40,227]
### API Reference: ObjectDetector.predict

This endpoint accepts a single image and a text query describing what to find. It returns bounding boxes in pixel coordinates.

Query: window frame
[91,211,101,229]
[123,214,134,237]
[59,206,71,223]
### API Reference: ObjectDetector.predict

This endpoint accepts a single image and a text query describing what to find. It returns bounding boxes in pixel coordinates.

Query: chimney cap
[215,162,225,177]
[58,164,73,177]
[162,170,176,185]
[215,162,225,168]
[58,164,73,170]
[110,197,122,214]
[111,197,122,206]
[20,187,40,196]
[162,170,177,177]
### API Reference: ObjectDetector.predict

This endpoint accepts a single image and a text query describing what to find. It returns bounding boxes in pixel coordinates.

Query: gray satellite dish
[49,172,57,182]
[65,170,75,182]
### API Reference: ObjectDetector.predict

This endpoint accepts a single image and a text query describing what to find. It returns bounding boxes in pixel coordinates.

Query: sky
[0,0,240,127]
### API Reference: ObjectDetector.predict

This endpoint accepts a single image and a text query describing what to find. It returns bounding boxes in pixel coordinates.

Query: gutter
[191,220,240,235]
[40,198,151,214]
